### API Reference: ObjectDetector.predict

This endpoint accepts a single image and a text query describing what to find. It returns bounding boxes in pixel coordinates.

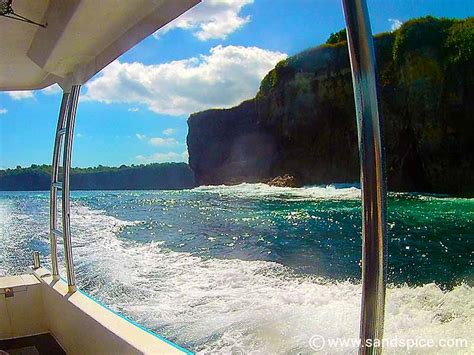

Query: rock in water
[266,175,301,187]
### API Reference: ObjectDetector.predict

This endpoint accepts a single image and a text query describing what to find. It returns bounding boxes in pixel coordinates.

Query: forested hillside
[0,163,195,190]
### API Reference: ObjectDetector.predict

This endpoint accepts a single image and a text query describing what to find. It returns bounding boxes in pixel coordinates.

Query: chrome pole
[62,84,81,293]
[341,0,387,354]
[50,92,69,279]
[32,251,41,269]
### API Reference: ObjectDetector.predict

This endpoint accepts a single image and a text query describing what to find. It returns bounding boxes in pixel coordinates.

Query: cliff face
[187,100,273,185]
[187,17,474,195]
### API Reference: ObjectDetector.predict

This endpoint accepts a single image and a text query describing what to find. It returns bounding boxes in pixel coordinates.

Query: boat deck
[0,270,190,354]
[0,333,65,355]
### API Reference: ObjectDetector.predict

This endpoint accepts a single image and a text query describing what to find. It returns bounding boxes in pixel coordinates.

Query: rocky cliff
[187,17,474,196]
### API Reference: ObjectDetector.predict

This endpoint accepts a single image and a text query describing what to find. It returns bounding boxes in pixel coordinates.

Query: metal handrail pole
[62,84,81,293]
[32,251,41,269]
[50,92,70,279]
[341,0,387,354]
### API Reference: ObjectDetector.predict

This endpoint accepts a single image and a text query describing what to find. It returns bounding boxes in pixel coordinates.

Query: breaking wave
[194,183,362,201]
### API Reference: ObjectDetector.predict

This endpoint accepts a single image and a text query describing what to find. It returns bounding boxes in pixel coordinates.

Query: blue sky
[1,0,472,169]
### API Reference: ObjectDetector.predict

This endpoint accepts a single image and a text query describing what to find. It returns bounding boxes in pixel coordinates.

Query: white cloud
[5,91,34,100]
[128,107,139,112]
[135,150,188,164]
[76,133,84,138]
[155,0,253,41]
[148,137,179,147]
[182,149,189,161]
[83,45,287,116]
[136,134,180,147]
[389,18,403,31]
[0,108,7,115]
[162,128,175,136]
[41,84,61,95]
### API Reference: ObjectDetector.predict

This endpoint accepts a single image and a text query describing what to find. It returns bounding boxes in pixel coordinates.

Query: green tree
[446,18,474,64]
[326,28,347,44]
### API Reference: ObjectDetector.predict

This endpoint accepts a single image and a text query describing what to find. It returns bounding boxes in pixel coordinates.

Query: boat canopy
[0,0,200,91]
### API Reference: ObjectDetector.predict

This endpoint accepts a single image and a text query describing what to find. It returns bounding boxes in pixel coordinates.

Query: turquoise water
[0,184,472,353]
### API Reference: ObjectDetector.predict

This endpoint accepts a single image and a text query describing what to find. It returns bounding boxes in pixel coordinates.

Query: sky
[0,0,472,169]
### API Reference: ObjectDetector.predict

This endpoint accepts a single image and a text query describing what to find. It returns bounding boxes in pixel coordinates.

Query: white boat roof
[0,0,200,91]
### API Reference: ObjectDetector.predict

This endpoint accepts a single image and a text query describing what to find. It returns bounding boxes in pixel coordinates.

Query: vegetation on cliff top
[0,163,195,191]
[326,28,347,44]
[259,16,474,97]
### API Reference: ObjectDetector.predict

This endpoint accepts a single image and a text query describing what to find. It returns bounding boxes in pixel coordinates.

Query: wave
[65,203,472,354]
[1,195,472,353]
[194,183,474,205]
[0,196,50,276]
[193,183,362,201]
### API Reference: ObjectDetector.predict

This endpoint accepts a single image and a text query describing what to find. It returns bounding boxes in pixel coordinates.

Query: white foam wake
[0,194,50,276]
[64,203,472,354]
[1,196,472,354]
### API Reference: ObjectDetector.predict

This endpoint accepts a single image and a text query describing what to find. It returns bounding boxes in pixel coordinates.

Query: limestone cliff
[187,17,474,196]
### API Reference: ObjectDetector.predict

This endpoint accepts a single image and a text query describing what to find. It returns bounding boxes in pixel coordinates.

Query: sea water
[0,184,472,353]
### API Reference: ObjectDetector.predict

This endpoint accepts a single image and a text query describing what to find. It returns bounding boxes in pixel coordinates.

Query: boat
[0,0,386,353]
